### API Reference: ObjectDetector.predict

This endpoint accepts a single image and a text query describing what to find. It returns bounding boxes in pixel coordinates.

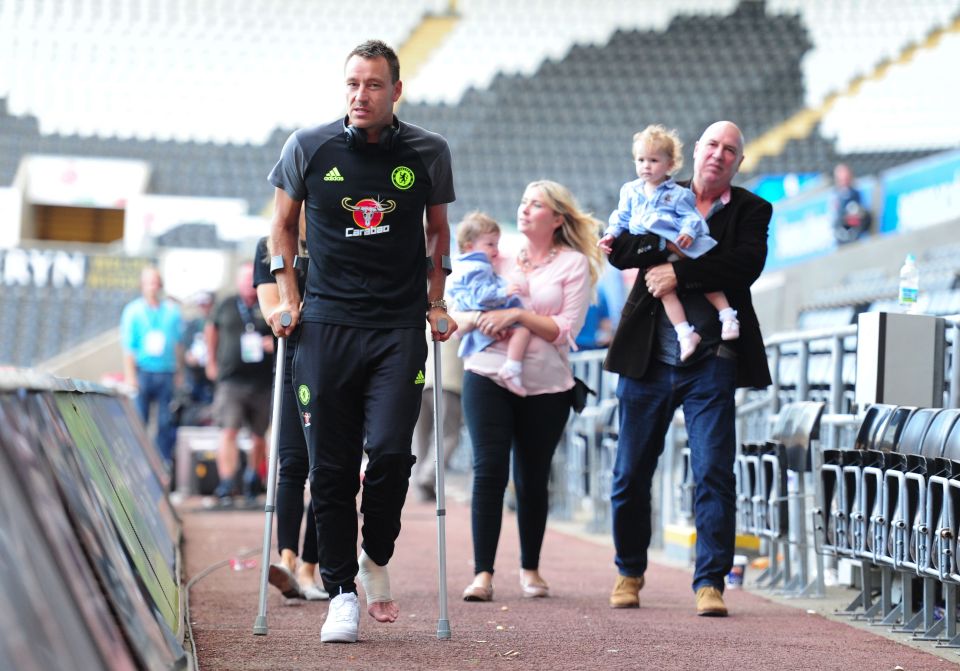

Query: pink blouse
[462,247,591,395]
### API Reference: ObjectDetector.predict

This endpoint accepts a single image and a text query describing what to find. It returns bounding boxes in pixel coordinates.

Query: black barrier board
[0,466,110,670]
[53,393,180,632]
[0,399,138,670]
[118,390,175,510]
[112,396,181,560]
[74,393,180,578]
[26,393,185,669]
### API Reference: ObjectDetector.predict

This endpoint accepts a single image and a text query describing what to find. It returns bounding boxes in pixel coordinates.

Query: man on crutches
[265,39,457,644]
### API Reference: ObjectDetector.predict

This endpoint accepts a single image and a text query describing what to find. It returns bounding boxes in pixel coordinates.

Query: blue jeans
[611,356,737,592]
[136,370,177,465]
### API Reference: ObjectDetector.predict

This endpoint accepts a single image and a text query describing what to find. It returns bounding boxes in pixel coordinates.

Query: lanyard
[145,302,164,330]
[236,298,257,332]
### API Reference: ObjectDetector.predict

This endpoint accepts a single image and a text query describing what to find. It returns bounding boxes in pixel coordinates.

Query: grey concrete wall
[754,217,959,335]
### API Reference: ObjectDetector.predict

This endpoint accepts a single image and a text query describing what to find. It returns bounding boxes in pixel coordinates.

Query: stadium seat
[851,406,918,622]
[737,401,823,592]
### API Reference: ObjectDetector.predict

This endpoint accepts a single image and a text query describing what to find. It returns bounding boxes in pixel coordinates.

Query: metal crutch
[253,311,292,636]
[433,317,452,640]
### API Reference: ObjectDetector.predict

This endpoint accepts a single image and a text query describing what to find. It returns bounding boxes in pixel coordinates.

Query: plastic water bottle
[898,254,919,314]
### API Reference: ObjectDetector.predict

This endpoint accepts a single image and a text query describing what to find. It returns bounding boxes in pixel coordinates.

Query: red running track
[181,494,958,671]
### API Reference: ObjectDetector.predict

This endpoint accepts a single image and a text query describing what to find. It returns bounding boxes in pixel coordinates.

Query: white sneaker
[679,331,701,362]
[721,318,740,341]
[320,591,360,643]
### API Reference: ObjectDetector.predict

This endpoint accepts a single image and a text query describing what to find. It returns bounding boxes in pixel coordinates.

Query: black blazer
[603,184,773,390]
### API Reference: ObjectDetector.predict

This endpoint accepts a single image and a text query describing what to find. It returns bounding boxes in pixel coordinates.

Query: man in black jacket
[604,121,772,617]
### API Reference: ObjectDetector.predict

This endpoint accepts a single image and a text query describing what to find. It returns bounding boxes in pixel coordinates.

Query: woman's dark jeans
[461,371,571,575]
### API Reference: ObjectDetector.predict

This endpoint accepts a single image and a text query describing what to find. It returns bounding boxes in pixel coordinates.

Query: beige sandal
[520,578,549,598]
[462,582,494,602]
[268,564,304,599]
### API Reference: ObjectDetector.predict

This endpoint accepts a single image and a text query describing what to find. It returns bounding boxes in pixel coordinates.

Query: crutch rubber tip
[253,616,268,636]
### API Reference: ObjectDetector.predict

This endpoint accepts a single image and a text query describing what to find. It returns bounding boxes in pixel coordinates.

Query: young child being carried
[598,124,739,362]
[449,211,531,396]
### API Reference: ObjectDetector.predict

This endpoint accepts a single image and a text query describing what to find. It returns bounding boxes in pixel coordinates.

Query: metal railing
[554,316,960,594]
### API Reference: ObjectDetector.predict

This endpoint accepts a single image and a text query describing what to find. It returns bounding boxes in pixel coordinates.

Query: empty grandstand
[2,0,959,379]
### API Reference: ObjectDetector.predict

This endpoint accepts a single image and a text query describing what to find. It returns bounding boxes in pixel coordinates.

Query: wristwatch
[269,255,285,275]
[428,298,448,311]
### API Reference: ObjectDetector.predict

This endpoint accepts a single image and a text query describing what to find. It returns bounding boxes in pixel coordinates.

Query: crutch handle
[437,317,448,334]
[279,312,292,328]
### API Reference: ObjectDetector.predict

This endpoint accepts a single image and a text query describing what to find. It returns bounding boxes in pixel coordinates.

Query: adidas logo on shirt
[324,167,344,182]
[414,370,425,385]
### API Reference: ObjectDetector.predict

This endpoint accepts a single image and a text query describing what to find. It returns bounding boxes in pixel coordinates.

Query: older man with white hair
[604,121,773,617]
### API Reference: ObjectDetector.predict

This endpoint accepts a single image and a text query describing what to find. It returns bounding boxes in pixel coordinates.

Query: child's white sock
[718,308,737,323]
[497,359,527,397]
[357,549,391,605]
[676,323,701,362]
[502,359,523,377]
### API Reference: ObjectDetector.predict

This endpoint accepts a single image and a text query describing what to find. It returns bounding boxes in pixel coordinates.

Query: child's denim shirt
[604,177,717,259]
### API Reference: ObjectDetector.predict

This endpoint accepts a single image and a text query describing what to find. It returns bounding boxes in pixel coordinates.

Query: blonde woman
[455,180,602,602]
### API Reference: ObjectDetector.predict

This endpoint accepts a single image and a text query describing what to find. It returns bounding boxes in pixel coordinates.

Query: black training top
[267,118,455,328]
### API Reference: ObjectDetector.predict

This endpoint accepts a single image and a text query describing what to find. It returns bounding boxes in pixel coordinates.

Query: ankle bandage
[357,550,391,605]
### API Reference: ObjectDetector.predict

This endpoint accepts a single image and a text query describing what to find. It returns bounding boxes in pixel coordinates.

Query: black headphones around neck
[343,115,399,151]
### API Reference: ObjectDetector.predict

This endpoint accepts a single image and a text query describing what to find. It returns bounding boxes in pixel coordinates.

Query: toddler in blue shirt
[449,211,531,396]
[598,124,739,361]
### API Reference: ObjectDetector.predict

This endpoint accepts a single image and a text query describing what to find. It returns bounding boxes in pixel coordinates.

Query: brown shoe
[695,586,728,616]
[609,575,644,608]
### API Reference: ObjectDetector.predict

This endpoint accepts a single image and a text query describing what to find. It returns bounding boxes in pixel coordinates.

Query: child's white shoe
[721,318,740,341]
[679,331,701,362]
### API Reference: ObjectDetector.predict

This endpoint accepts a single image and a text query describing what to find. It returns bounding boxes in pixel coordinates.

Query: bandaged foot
[357,550,399,622]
